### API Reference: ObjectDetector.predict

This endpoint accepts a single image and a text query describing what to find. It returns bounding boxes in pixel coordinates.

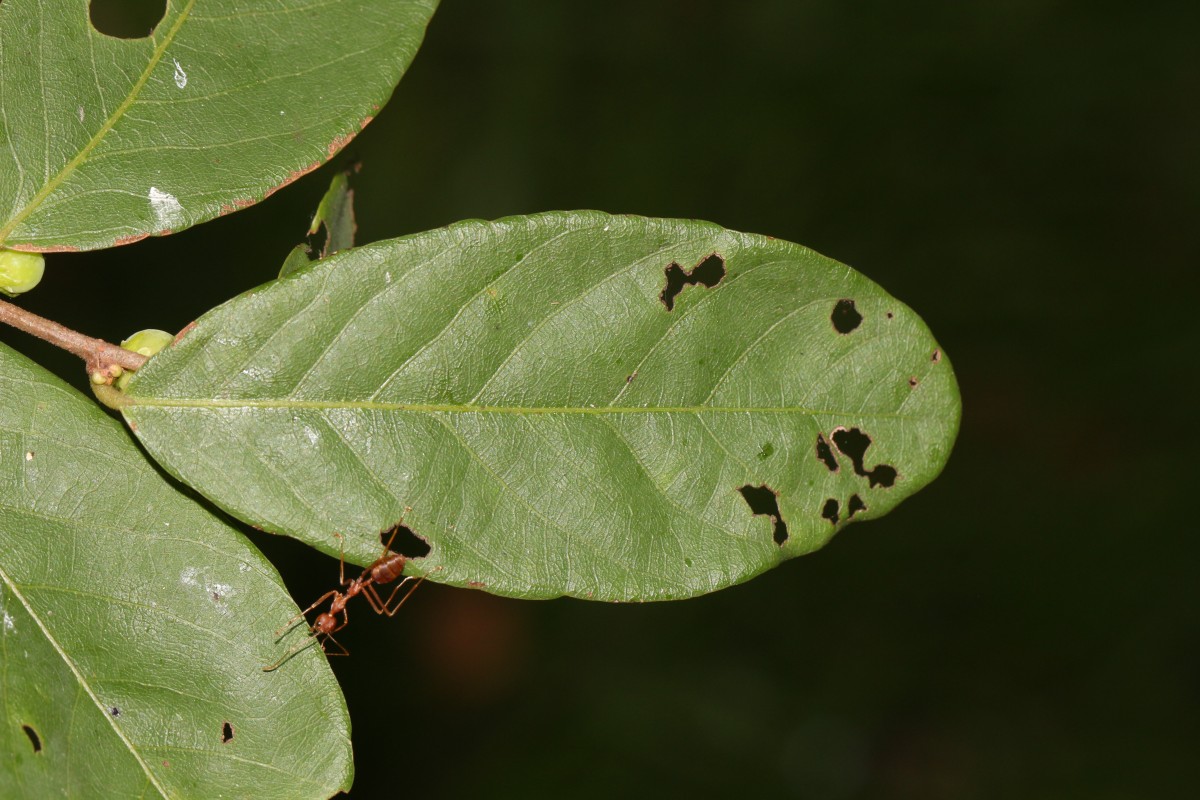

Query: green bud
[115,329,174,390]
[0,249,46,296]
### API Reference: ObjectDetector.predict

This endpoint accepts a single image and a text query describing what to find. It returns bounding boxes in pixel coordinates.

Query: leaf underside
[0,0,438,251]
[0,344,351,798]
[121,212,961,601]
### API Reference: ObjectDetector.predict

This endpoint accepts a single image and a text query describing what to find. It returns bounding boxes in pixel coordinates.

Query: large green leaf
[0,343,351,798]
[0,0,437,252]
[114,212,961,601]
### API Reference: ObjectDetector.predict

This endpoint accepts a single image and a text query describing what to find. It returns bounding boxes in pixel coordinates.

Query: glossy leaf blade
[120,212,961,601]
[0,0,437,251]
[0,344,351,798]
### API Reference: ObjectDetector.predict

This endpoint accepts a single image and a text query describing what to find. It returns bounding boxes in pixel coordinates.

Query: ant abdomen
[369,554,406,585]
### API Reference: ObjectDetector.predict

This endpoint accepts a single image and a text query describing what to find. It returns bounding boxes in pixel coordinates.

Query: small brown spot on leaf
[932,349,942,363]
[908,376,919,388]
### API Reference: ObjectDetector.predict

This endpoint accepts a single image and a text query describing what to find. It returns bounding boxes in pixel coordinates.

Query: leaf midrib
[0,0,196,245]
[123,397,910,418]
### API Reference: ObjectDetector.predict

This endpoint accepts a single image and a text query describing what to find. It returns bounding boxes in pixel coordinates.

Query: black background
[4,1,1197,797]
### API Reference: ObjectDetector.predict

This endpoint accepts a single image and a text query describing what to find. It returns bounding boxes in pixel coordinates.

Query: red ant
[263,521,425,672]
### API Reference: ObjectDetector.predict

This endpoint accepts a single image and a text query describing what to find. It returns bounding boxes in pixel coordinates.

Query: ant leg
[331,605,349,635]
[366,574,426,617]
[273,590,339,639]
[262,629,320,672]
[333,532,349,586]
[376,506,412,559]
[321,632,349,658]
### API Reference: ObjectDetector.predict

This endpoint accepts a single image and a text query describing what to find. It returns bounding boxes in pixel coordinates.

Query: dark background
[4,1,1197,797]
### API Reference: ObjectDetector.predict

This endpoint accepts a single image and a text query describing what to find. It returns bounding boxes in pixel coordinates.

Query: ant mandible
[263,520,424,671]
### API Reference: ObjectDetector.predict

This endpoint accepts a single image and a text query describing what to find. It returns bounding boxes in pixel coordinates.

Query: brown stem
[0,296,147,373]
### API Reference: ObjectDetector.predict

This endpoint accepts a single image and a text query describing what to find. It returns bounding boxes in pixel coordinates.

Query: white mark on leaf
[180,568,237,616]
[25,451,33,461]
[77,106,85,123]
[2,610,14,634]
[148,187,184,229]
[302,425,319,446]
[173,60,188,89]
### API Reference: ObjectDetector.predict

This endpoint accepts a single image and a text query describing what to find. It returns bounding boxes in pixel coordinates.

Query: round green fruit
[115,329,174,389]
[120,328,174,357]
[0,249,45,296]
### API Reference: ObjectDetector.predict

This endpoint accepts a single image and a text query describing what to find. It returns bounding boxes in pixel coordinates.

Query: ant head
[313,612,338,634]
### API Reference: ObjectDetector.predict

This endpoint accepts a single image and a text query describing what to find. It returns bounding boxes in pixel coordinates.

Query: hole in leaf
[737,484,789,545]
[221,722,234,744]
[815,433,839,472]
[848,494,867,518]
[821,498,840,524]
[109,707,121,717]
[659,253,726,311]
[831,299,863,334]
[89,0,166,39]
[908,376,919,388]
[886,311,894,319]
[831,428,898,488]
[932,349,942,363]
[381,523,431,559]
[22,724,41,753]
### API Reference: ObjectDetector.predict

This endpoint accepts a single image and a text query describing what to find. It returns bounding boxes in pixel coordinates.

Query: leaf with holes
[112,212,961,601]
[0,0,437,252]
[0,344,351,798]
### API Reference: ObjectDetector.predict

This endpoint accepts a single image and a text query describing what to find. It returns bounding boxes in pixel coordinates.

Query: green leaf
[0,0,438,252]
[278,171,356,278]
[117,212,961,601]
[0,344,351,798]
[307,171,356,259]
[278,242,314,279]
